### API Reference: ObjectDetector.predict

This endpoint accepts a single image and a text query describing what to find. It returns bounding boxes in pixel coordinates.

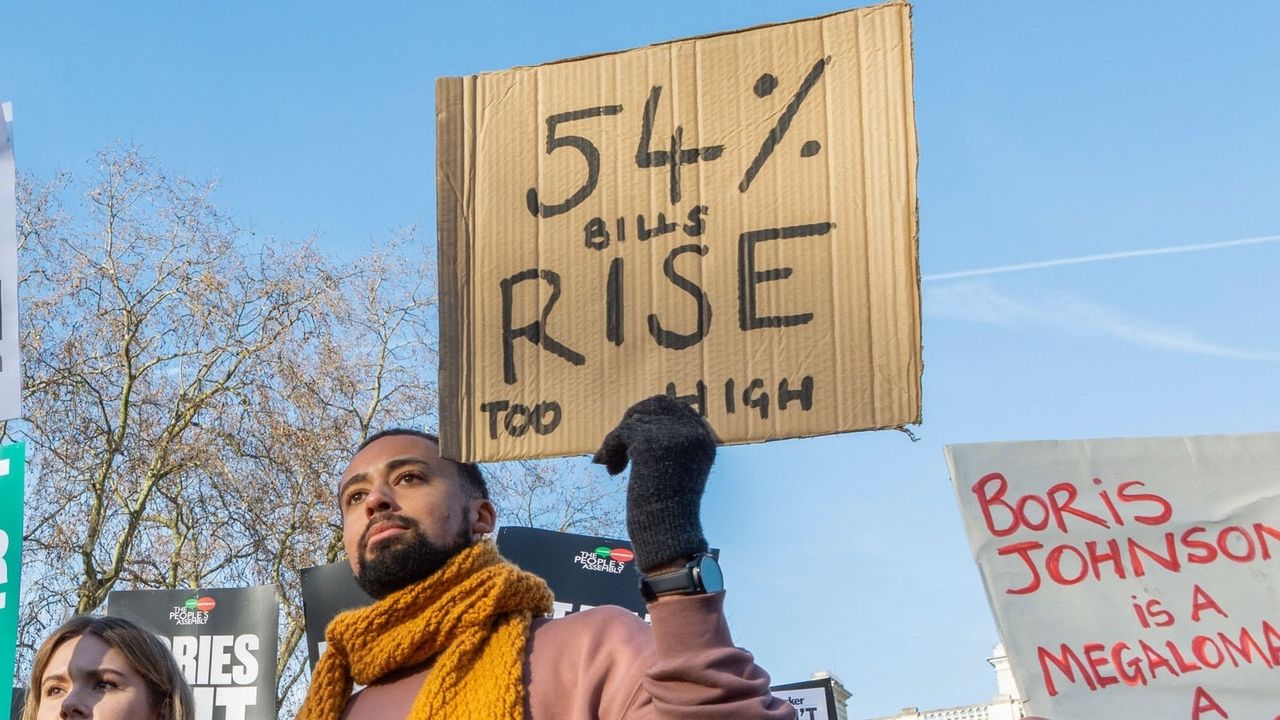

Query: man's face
[338,434,493,598]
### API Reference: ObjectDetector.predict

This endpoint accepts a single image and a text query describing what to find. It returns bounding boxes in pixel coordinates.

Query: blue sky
[6,1,1280,716]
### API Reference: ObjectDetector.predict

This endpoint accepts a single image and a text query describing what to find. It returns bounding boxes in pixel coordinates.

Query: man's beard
[354,513,473,599]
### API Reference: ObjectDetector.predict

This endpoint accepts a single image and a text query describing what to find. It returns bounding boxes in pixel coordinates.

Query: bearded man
[298,395,795,719]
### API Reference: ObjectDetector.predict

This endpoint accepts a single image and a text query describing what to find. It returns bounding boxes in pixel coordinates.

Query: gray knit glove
[592,394,718,573]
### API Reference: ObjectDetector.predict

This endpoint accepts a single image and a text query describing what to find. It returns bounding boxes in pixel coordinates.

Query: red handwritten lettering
[997,525,1280,593]
[1182,526,1217,563]
[1261,620,1280,665]
[972,474,1175,538]
[1217,626,1273,669]
[973,472,1017,537]
[1082,642,1119,688]
[1191,635,1226,669]
[1139,639,1179,680]
[1216,526,1256,562]
[1085,538,1126,580]
[1045,543,1089,586]
[1128,533,1181,575]
[1190,685,1228,719]
[1167,640,1204,674]
[998,541,1043,595]
[1190,585,1228,623]
[1255,522,1280,559]
[1036,644,1095,697]
[1116,480,1173,525]
[1111,642,1147,687]
[1047,482,1110,532]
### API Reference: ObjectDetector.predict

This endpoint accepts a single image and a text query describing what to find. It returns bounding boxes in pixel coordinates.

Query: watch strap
[642,566,701,598]
[640,553,719,601]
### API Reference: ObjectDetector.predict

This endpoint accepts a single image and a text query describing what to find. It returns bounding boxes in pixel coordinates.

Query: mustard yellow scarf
[298,541,553,720]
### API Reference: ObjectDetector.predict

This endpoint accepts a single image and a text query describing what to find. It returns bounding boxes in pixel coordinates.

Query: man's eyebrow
[338,457,433,498]
[337,472,368,501]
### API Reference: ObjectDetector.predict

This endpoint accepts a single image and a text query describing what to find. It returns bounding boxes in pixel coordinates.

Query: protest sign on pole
[0,444,25,720]
[437,1,920,461]
[946,432,1280,719]
[108,585,278,720]
[0,103,22,422]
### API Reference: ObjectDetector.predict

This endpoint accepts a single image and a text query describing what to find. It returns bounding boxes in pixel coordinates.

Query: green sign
[0,443,25,720]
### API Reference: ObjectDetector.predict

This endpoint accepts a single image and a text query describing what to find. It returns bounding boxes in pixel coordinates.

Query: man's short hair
[357,428,490,501]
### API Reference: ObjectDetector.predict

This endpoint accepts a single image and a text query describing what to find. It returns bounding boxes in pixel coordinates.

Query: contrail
[923,234,1280,282]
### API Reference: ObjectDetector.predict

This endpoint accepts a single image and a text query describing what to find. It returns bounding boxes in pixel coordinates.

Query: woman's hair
[23,615,195,720]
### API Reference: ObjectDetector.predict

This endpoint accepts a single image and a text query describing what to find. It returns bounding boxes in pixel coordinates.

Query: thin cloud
[923,234,1280,282]
[927,282,1280,362]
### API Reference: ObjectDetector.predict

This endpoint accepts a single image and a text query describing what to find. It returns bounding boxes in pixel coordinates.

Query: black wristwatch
[639,553,724,602]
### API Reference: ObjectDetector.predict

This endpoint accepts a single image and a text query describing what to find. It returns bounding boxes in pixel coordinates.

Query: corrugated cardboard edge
[905,0,924,431]
[436,76,472,461]
[466,0,912,76]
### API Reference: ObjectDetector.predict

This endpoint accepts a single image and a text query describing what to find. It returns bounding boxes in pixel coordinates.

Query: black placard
[496,526,649,617]
[108,586,279,720]
[298,528,722,669]
[299,561,373,669]
[10,687,25,720]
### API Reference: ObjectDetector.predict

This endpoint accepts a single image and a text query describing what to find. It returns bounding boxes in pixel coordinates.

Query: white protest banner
[0,103,21,421]
[946,432,1280,720]
[437,1,920,461]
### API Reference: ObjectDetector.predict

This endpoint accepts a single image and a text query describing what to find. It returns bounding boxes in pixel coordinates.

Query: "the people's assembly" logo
[573,545,633,574]
[169,595,217,626]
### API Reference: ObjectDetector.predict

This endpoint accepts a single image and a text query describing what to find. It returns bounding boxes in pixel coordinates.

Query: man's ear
[470,498,496,538]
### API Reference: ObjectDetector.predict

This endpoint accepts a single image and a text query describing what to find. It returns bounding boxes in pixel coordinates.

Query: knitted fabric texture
[593,395,717,572]
[297,541,553,720]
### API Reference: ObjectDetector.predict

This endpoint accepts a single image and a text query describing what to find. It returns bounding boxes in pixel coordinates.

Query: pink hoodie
[339,591,796,719]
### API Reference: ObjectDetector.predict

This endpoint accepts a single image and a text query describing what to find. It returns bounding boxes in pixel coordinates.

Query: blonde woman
[24,615,194,720]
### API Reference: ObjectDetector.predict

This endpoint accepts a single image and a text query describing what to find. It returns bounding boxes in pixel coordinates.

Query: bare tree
[15,148,329,611]
[489,459,626,537]
[225,235,445,712]
[7,146,623,717]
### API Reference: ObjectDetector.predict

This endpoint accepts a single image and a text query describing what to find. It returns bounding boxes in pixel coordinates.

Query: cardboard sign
[770,678,840,720]
[946,433,1280,719]
[437,2,920,461]
[0,104,22,422]
[0,444,24,720]
[109,585,279,720]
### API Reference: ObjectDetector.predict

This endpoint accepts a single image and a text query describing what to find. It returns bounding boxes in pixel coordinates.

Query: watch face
[696,555,724,593]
